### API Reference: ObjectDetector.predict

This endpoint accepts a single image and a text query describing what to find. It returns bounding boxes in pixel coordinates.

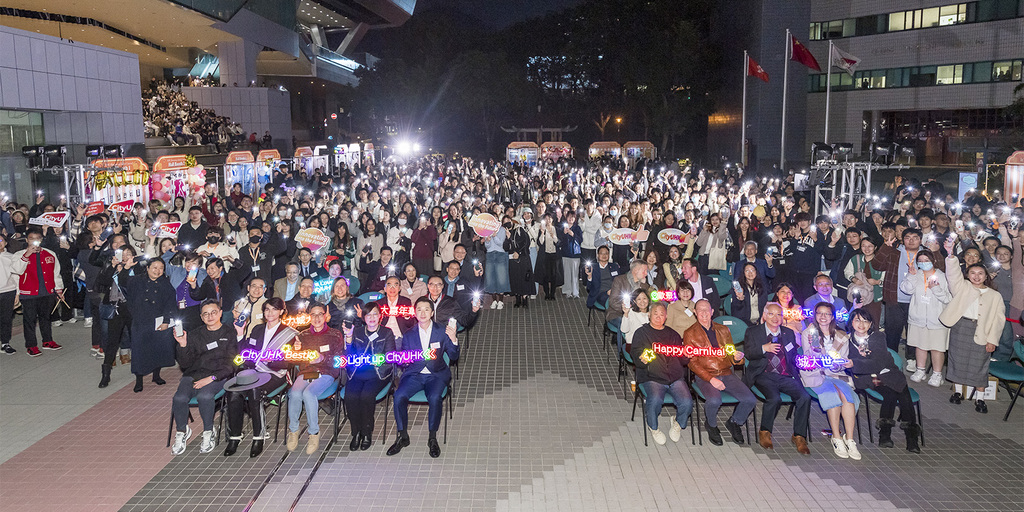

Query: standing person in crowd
[558,211,583,299]
[170,300,237,455]
[96,246,137,387]
[123,258,177,392]
[899,249,951,387]
[743,303,812,454]
[504,216,533,308]
[387,298,460,458]
[12,229,65,356]
[579,199,602,265]
[342,302,394,450]
[941,238,1005,414]
[696,213,730,273]
[534,214,562,300]
[631,301,693,445]
[483,215,510,309]
[685,299,755,446]
[844,236,884,326]
[226,297,296,457]
[847,308,920,453]
[177,207,209,249]
[411,213,437,277]
[0,234,21,354]
[286,303,344,455]
[799,302,861,460]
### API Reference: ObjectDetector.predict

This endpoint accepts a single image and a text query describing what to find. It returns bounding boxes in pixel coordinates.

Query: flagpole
[824,40,832,145]
[780,29,790,171]
[742,50,748,168]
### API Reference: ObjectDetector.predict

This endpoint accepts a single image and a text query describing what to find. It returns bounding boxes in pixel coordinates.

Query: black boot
[224,439,240,456]
[876,418,895,448]
[99,364,112,388]
[152,368,166,385]
[513,296,521,308]
[133,374,144,393]
[250,439,264,458]
[386,430,410,456]
[902,422,921,453]
[522,296,528,309]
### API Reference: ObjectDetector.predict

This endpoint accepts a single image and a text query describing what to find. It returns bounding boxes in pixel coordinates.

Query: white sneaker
[52,320,63,327]
[845,438,862,460]
[927,372,944,387]
[496,301,504,310]
[668,417,682,443]
[90,347,99,357]
[905,358,917,372]
[649,425,667,445]
[84,318,93,328]
[66,317,78,324]
[199,429,215,453]
[489,301,498,309]
[910,368,927,382]
[530,295,537,299]
[171,425,192,455]
[832,437,849,459]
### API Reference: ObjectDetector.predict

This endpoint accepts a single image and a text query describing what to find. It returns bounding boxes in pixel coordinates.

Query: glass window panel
[825,20,844,38]
[936,65,956,84]
[843,18,856,37]
[922,7,940,27]
[887,69,901,87]
[1011,61,1021,81]
[889,11,906,31]
[974,61,992,82]
[963,63,974,83]
[810,23,820,40]
[993,61,1014,81]
[871,70,886,88]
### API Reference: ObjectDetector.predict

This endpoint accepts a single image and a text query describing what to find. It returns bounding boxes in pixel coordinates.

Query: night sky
[415,0,589,29]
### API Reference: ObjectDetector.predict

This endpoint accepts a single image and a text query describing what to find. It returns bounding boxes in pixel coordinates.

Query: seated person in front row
[387,297,461,459]
[170,300,238,456]
[286,303,345,455]
[742,302,812,454]
[631,301,694,445]
[684,299,756,446]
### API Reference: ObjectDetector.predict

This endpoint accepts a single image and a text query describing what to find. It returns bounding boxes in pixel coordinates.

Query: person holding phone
[387,298,460,458]
[11,229,65,356]
[122,258,177,392]
[342,302,394,451]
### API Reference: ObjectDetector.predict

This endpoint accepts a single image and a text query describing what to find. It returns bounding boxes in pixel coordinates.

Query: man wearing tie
[296,248,327,281]
[387,297,460,458]
[742,302,812,454]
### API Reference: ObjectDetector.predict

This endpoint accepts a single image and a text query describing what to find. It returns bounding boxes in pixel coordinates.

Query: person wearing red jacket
[12,229,64,356]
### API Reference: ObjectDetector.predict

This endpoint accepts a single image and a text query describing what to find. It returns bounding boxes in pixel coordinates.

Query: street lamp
[615,117,622,139]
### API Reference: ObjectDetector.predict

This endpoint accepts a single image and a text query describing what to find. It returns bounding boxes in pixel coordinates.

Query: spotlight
[22,146,44,168]
[43,145,66,168]
[811,142,832,161]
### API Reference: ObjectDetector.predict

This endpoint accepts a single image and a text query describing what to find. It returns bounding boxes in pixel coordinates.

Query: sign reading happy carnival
[295,227,329,252]
[468,213,501,237]
[656,228,685,246]
[608,227,650,246]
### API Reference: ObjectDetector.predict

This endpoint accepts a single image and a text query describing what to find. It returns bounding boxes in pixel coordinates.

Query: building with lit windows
[709,0,1022,172]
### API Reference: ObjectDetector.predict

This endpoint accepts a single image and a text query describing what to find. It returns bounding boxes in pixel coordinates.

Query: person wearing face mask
[386,212,414,267]
[235,226,285,285]
[196,226,240,270]
[594,216,615,249]
[899,250,951,389]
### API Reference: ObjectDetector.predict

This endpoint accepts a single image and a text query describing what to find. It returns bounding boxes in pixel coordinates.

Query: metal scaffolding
[811,160,881,217]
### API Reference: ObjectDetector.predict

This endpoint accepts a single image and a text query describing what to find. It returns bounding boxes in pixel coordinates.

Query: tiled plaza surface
[0,296,1021,512]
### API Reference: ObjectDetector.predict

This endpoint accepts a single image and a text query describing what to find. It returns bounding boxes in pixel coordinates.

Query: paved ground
[0,296,1021,512]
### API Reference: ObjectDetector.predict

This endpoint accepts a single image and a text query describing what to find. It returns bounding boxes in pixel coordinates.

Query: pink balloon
[152,181,163,191]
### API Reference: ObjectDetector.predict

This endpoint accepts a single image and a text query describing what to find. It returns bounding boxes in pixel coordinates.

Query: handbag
[99,302,118,320]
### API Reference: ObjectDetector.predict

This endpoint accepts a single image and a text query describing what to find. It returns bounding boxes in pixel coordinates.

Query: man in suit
[295,248,328,281]
[357,246,398,295]
[680,259,721,315]
[376,276,415,338]
[743,302,812,454]
[584,245,620,309]
[273,262,301,301]
[606,259,649,329]
[441,260,478,313]
[451,244,484,289]
[285,277,322,316]
[425,276,480,330]
[387,297,460,458]
[684,299,756,446]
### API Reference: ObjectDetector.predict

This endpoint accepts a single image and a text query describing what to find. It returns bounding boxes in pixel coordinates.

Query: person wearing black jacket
[188,257,250,325]
[96,247,138,388]
[170,300,238,455]
[823,228,863,297]
[742,303,811,454]
[425,276,480,330]
[630,302,693,445]
[235,226,286,285]
[87,233,129,356]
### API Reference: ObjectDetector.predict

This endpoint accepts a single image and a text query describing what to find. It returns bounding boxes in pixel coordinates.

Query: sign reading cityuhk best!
[295,227,330,252]
[656,228,685,246]
[607,227,650,246]
[468,213,501,238]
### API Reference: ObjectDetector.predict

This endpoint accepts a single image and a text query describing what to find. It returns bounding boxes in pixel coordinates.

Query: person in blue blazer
[584,246,621,308]
[387,297,460,458]
[743,303,812,454]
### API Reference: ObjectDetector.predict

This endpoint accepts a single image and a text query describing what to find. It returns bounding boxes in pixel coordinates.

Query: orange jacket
[683,322,741,381]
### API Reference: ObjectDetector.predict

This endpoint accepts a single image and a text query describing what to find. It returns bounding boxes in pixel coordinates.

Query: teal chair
[604,320,620,356]
[858,349,923,446]
[166,388,227,447]
[690,381,752,445]
[588,296,608,327]
[314,379,341,442]
[357,291,383,303]
[711,275,733,297]
[391,353,454,444]
[419,274,430,284]
[714,315,748,348]
[346,275,361,295]
[339,379,393,445]
[618,337,635,400]
[632,381,697,446]
[988,340,1024,421]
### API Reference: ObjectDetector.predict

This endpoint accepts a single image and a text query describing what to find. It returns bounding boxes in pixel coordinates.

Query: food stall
[85,157,151,204]
[588,141,621,159]
[624,141,657,165]
[150,154,207,206]
[255,149,280,192]
[506,141,540,165]
[1002,151,1024,199]
[346,143,362,168]
[540,141,573,161]
[224,151,256,195]
[294,146,330,177]
[362,143,376,165]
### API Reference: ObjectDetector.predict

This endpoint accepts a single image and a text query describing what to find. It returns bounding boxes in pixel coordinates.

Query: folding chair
[988,340,1024,421]
[339,380,393,445]
[357,291,383,303]
[263,382,289,443]
[166,388,227,447]
[690,378,753,445]
[632,379,697,446]
[587,297,608,327]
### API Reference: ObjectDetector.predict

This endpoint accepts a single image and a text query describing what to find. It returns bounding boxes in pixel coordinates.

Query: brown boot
[758,430,774,450]
[792,435,810,455]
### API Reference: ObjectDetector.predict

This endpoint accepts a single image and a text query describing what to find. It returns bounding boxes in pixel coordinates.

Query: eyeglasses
[200,311,221,317]
[385,283,400,288]
[310,312,325,318]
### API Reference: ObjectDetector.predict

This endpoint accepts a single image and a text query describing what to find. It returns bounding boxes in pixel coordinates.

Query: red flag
[790,35,821,72]
[747,55,769,82]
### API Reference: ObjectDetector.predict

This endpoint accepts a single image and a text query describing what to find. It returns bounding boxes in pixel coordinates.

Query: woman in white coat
[899,249,952,387]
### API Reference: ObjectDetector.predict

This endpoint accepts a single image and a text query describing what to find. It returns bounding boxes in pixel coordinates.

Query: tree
[448,51,534,156]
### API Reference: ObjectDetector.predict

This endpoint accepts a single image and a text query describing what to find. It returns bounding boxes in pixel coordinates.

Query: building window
[809,59,1023,92]
[810,1,1019,40]
[0,110,44,155]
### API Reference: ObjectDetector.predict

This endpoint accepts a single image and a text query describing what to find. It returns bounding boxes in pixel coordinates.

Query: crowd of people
[0,155,1018,461]
[142,80,246,151]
